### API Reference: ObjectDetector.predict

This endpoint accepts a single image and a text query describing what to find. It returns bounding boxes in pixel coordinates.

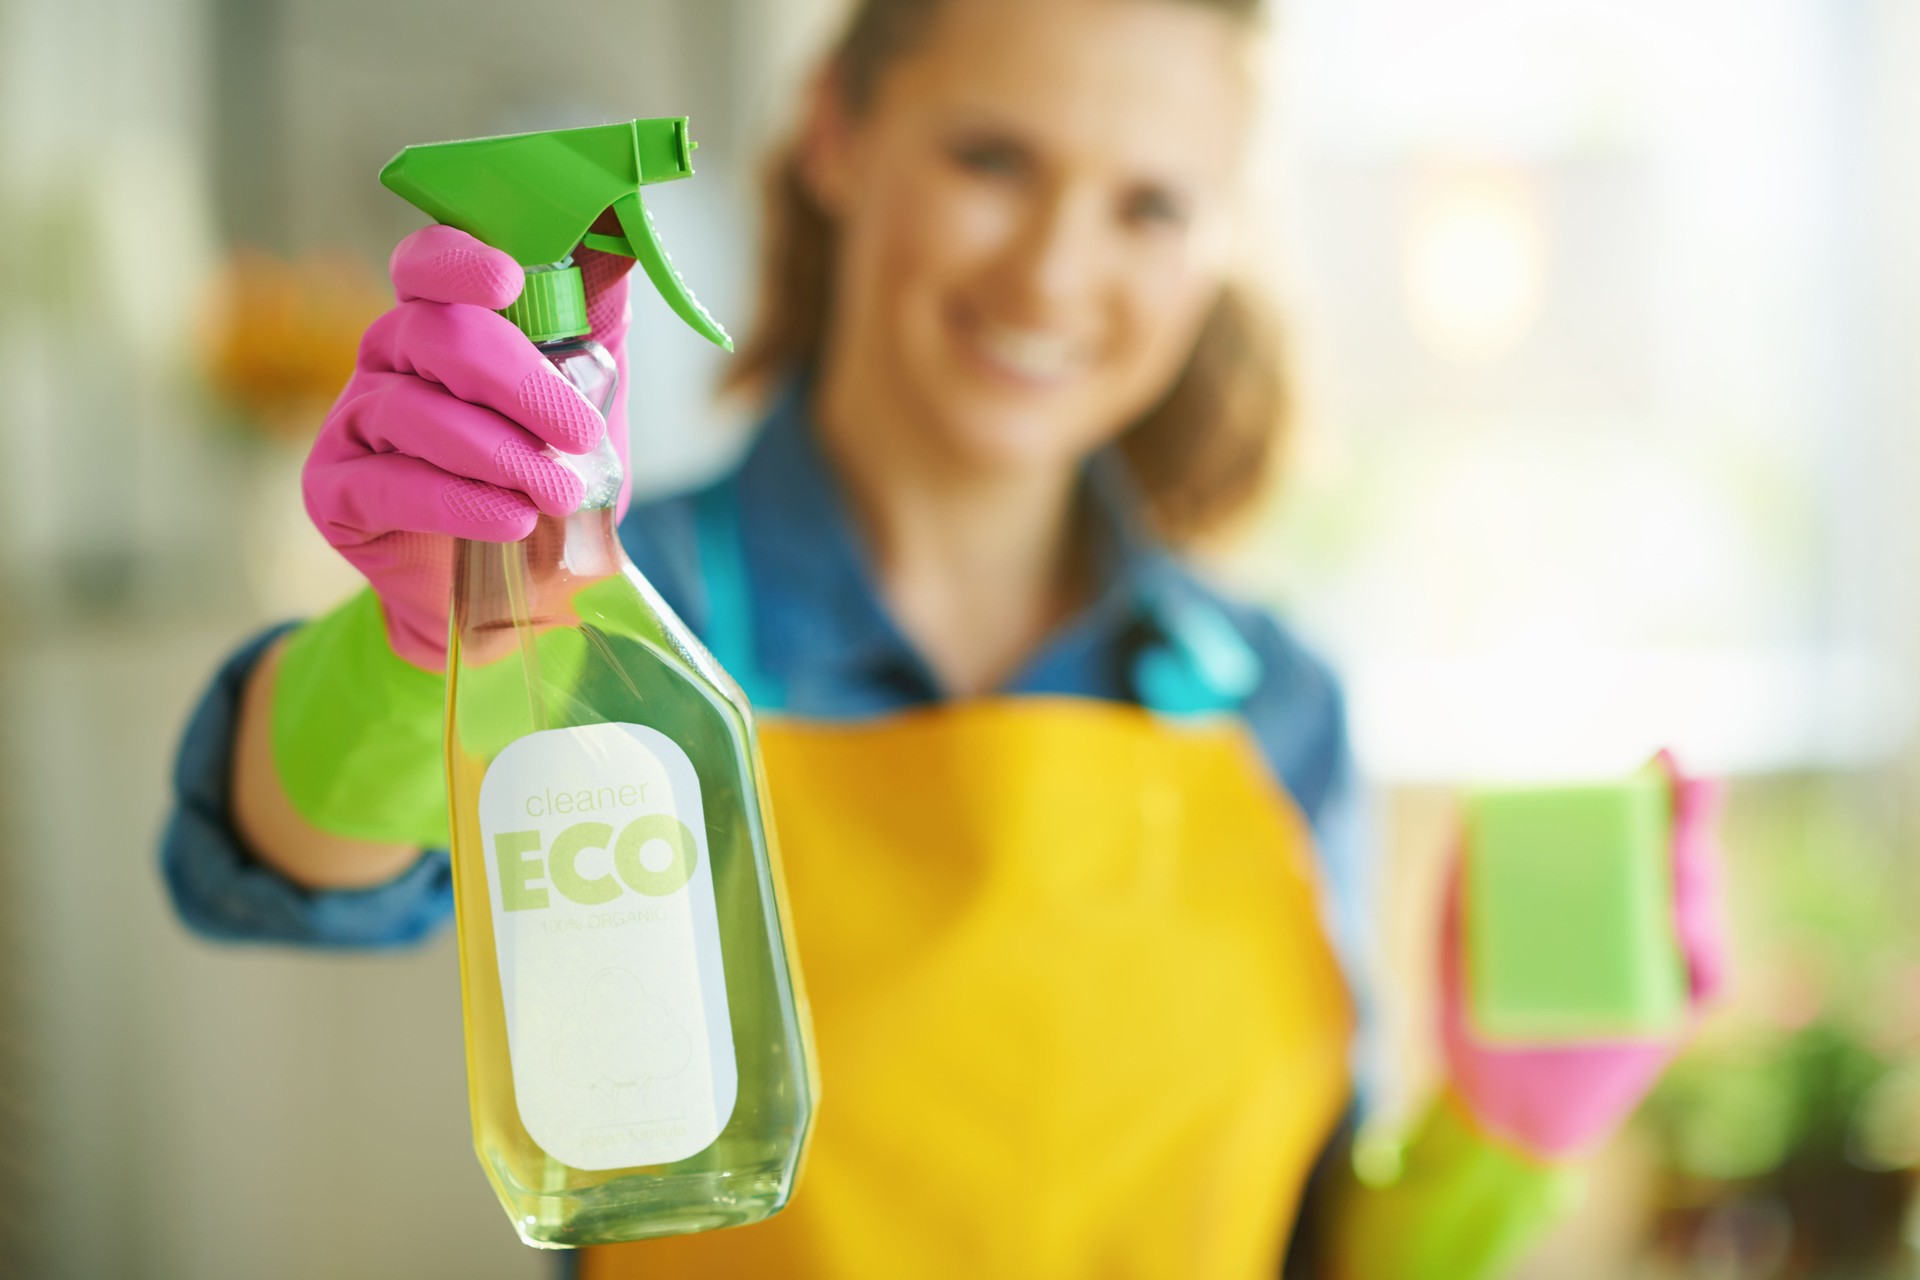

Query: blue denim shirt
[160,385,1370,987]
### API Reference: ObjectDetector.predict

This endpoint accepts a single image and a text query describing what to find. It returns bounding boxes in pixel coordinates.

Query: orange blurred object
[198,248,387,441]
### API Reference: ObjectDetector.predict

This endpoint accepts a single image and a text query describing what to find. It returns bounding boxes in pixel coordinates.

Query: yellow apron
[582,695,1353,1279]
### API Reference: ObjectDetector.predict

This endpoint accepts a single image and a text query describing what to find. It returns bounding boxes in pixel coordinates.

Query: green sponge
[1464,769,1687,1043]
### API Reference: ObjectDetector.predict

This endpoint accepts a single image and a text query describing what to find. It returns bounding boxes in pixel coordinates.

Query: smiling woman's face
[806,0,1256,474]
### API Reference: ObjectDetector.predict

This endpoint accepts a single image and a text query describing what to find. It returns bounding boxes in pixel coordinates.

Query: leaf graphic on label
[555,968,694,1089]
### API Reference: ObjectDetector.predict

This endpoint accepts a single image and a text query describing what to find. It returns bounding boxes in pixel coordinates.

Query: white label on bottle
[477,723,736,1170]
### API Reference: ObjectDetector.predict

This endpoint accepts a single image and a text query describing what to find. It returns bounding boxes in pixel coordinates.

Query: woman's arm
[164,225,632,940]
[1320,758,1729,1278]
[158,624,455,948]
[230,636,424,890]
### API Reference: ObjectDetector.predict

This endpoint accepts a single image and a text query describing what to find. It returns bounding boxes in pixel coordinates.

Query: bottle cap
[500,263,589,343]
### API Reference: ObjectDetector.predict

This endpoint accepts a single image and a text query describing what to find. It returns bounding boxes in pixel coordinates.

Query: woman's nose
[999,182,1111,318]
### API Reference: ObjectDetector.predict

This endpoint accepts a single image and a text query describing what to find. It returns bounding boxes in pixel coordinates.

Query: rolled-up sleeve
[158,625,455,948]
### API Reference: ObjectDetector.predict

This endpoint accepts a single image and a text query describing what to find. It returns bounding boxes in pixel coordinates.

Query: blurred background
[1,0,1916,1276]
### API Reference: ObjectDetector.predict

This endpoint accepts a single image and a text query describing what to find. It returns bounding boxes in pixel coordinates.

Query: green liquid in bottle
[444,333,814,1249]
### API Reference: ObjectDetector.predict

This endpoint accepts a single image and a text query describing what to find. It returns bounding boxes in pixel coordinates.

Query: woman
[162,0,1722,1275]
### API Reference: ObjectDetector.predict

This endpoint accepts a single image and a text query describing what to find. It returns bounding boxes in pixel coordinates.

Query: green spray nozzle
[380,118,731,350]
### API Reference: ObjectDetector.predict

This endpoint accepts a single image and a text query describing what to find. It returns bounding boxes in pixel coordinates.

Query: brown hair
[723,0,1289,545]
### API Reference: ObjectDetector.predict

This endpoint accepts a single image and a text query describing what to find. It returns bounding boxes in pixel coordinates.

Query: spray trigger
[588,192,732,352]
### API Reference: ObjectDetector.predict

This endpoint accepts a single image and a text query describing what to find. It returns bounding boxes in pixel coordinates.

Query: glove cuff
[271,588,449,847]
[1333,1091,1584,1280]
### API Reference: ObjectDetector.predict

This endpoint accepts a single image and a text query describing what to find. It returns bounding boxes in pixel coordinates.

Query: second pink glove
[1441,752,1730,1159]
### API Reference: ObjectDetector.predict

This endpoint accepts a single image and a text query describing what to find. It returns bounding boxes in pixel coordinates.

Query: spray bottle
[380,119,815,1249]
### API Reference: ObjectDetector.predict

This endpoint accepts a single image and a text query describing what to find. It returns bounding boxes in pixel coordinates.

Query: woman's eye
[949,138,1027,179]
[1123,186,1189,229]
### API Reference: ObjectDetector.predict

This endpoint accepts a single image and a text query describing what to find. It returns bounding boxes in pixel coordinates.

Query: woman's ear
[797,62,860,219]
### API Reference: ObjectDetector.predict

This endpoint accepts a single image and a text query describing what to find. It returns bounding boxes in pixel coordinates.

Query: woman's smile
[948,302,1092,390]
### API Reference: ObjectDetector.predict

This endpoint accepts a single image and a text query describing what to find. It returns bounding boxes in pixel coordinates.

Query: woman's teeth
[975,323,1081,382]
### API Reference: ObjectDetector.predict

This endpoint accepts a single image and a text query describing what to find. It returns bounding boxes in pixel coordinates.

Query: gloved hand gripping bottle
[380,119,815,1249]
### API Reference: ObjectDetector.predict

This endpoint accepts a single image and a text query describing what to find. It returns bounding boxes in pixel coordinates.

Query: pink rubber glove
[1441,751,1730,1159]
[303,224,635,670]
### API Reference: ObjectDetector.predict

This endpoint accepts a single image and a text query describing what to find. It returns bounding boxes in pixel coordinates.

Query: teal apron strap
[1131,589,1263,717]
[692,483,786,710]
